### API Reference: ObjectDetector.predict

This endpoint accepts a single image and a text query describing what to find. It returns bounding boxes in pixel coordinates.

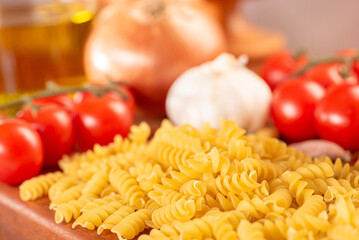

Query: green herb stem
[0,83,128,110]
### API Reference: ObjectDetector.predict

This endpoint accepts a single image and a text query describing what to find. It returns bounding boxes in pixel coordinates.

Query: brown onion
[84,0,226,116]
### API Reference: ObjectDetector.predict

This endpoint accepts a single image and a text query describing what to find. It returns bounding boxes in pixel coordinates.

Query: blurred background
[243,0,359,57]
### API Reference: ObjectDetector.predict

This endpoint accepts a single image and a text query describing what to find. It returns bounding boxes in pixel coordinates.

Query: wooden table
[0,114,162,240]
[0,182,121,240]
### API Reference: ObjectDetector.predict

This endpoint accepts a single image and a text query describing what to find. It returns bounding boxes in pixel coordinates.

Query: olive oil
[0,1,96,93]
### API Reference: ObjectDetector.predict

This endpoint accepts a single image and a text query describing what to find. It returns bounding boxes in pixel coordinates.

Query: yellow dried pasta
[18,120,359,239]
[19,171,64,201]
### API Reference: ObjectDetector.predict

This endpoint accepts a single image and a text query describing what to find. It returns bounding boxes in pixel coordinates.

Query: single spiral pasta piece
[264,184,292,214]
[151,199,196,228]
[249,136,311,163]
[170,170,192,184]
[207,148,230,177]
[111,209,151,240]
[81,195,123,213]
[202,172,218,196]
[295,162,334,179]
[77,165,106,181]
[100,185,118,198]
[280,171,314,205]
[59,150,98,177]
[129,162,165,179]
[216,119,246,145]
[329,195,359,226]
[81,171,108,197]
[253,180,270,199]
[228,138,258,161]
[160,169,195,191]
[180,180,207,198]
[206,192,245,211]
[149,187,205,211]
[145,199,161,212]
[324,185,349,203]
[238,158,285,181]
[260,218,287,240]
[344,170,359,188]
[110,134,139,154]
[109,152,141,170]
[160,177,183,191]
[185,153,211,174]
[289,195,329,232]
[97,205,135,234]
[19,171,64,201]
[50,183,85,210]
[149,141,192,170]
[48,175,79,201]
[178,164,203,180]
[92,143,112,157]
[128,122,151,144]
[172,218,213,240]
[324,157,351,179]
[215,171,260,196]
[54,197,93,223]
[220,210,248,228]
[237,196,270,219]
[137,171,160,192]
[72,200,124,230]
[149,188,184,206]
[198,121,217,141]
[305,177,359,204]
[237,220,265,240]
[154,126,203,153]
[109,168,145,208]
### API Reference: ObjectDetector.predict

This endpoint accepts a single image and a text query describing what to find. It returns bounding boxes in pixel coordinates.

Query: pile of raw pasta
[19,119,359,239]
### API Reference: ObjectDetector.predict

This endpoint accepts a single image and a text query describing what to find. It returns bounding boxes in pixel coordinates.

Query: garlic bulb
[165,53,272,132]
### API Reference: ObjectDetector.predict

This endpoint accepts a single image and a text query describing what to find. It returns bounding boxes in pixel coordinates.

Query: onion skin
[290,139,351,162]
[84,0,226,116]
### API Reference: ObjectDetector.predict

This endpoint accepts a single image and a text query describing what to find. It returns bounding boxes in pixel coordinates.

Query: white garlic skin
[166,53,272,132]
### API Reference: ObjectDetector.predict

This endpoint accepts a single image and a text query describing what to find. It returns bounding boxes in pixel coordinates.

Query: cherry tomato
[73,94,134,151]
[271,77,326,142]
[34,94,75,113]
[337,48,359,78]
[17,104,75,167]
[315,83,359,151]
[261,51,308,91]
[304,62,357,89]
[73,85,136,114]
[0,119,43,185]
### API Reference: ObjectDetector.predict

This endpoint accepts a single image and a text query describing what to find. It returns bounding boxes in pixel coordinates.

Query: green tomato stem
[292,55,359,77]
[0,82,128,110]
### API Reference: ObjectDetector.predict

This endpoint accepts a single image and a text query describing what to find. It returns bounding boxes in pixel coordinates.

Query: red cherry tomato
[261,51,308,91]
[0,119,43,185]
[315,83,359,151]
[304,63,357,89]
[34,94,75,113]
[271,77,326,142]
[73,85,136,114]
[73,93,134,151]
[17,104,75,167]
[337,48,359,78]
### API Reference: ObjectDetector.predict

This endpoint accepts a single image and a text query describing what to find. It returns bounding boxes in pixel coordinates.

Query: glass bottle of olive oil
[0,0,97,93]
